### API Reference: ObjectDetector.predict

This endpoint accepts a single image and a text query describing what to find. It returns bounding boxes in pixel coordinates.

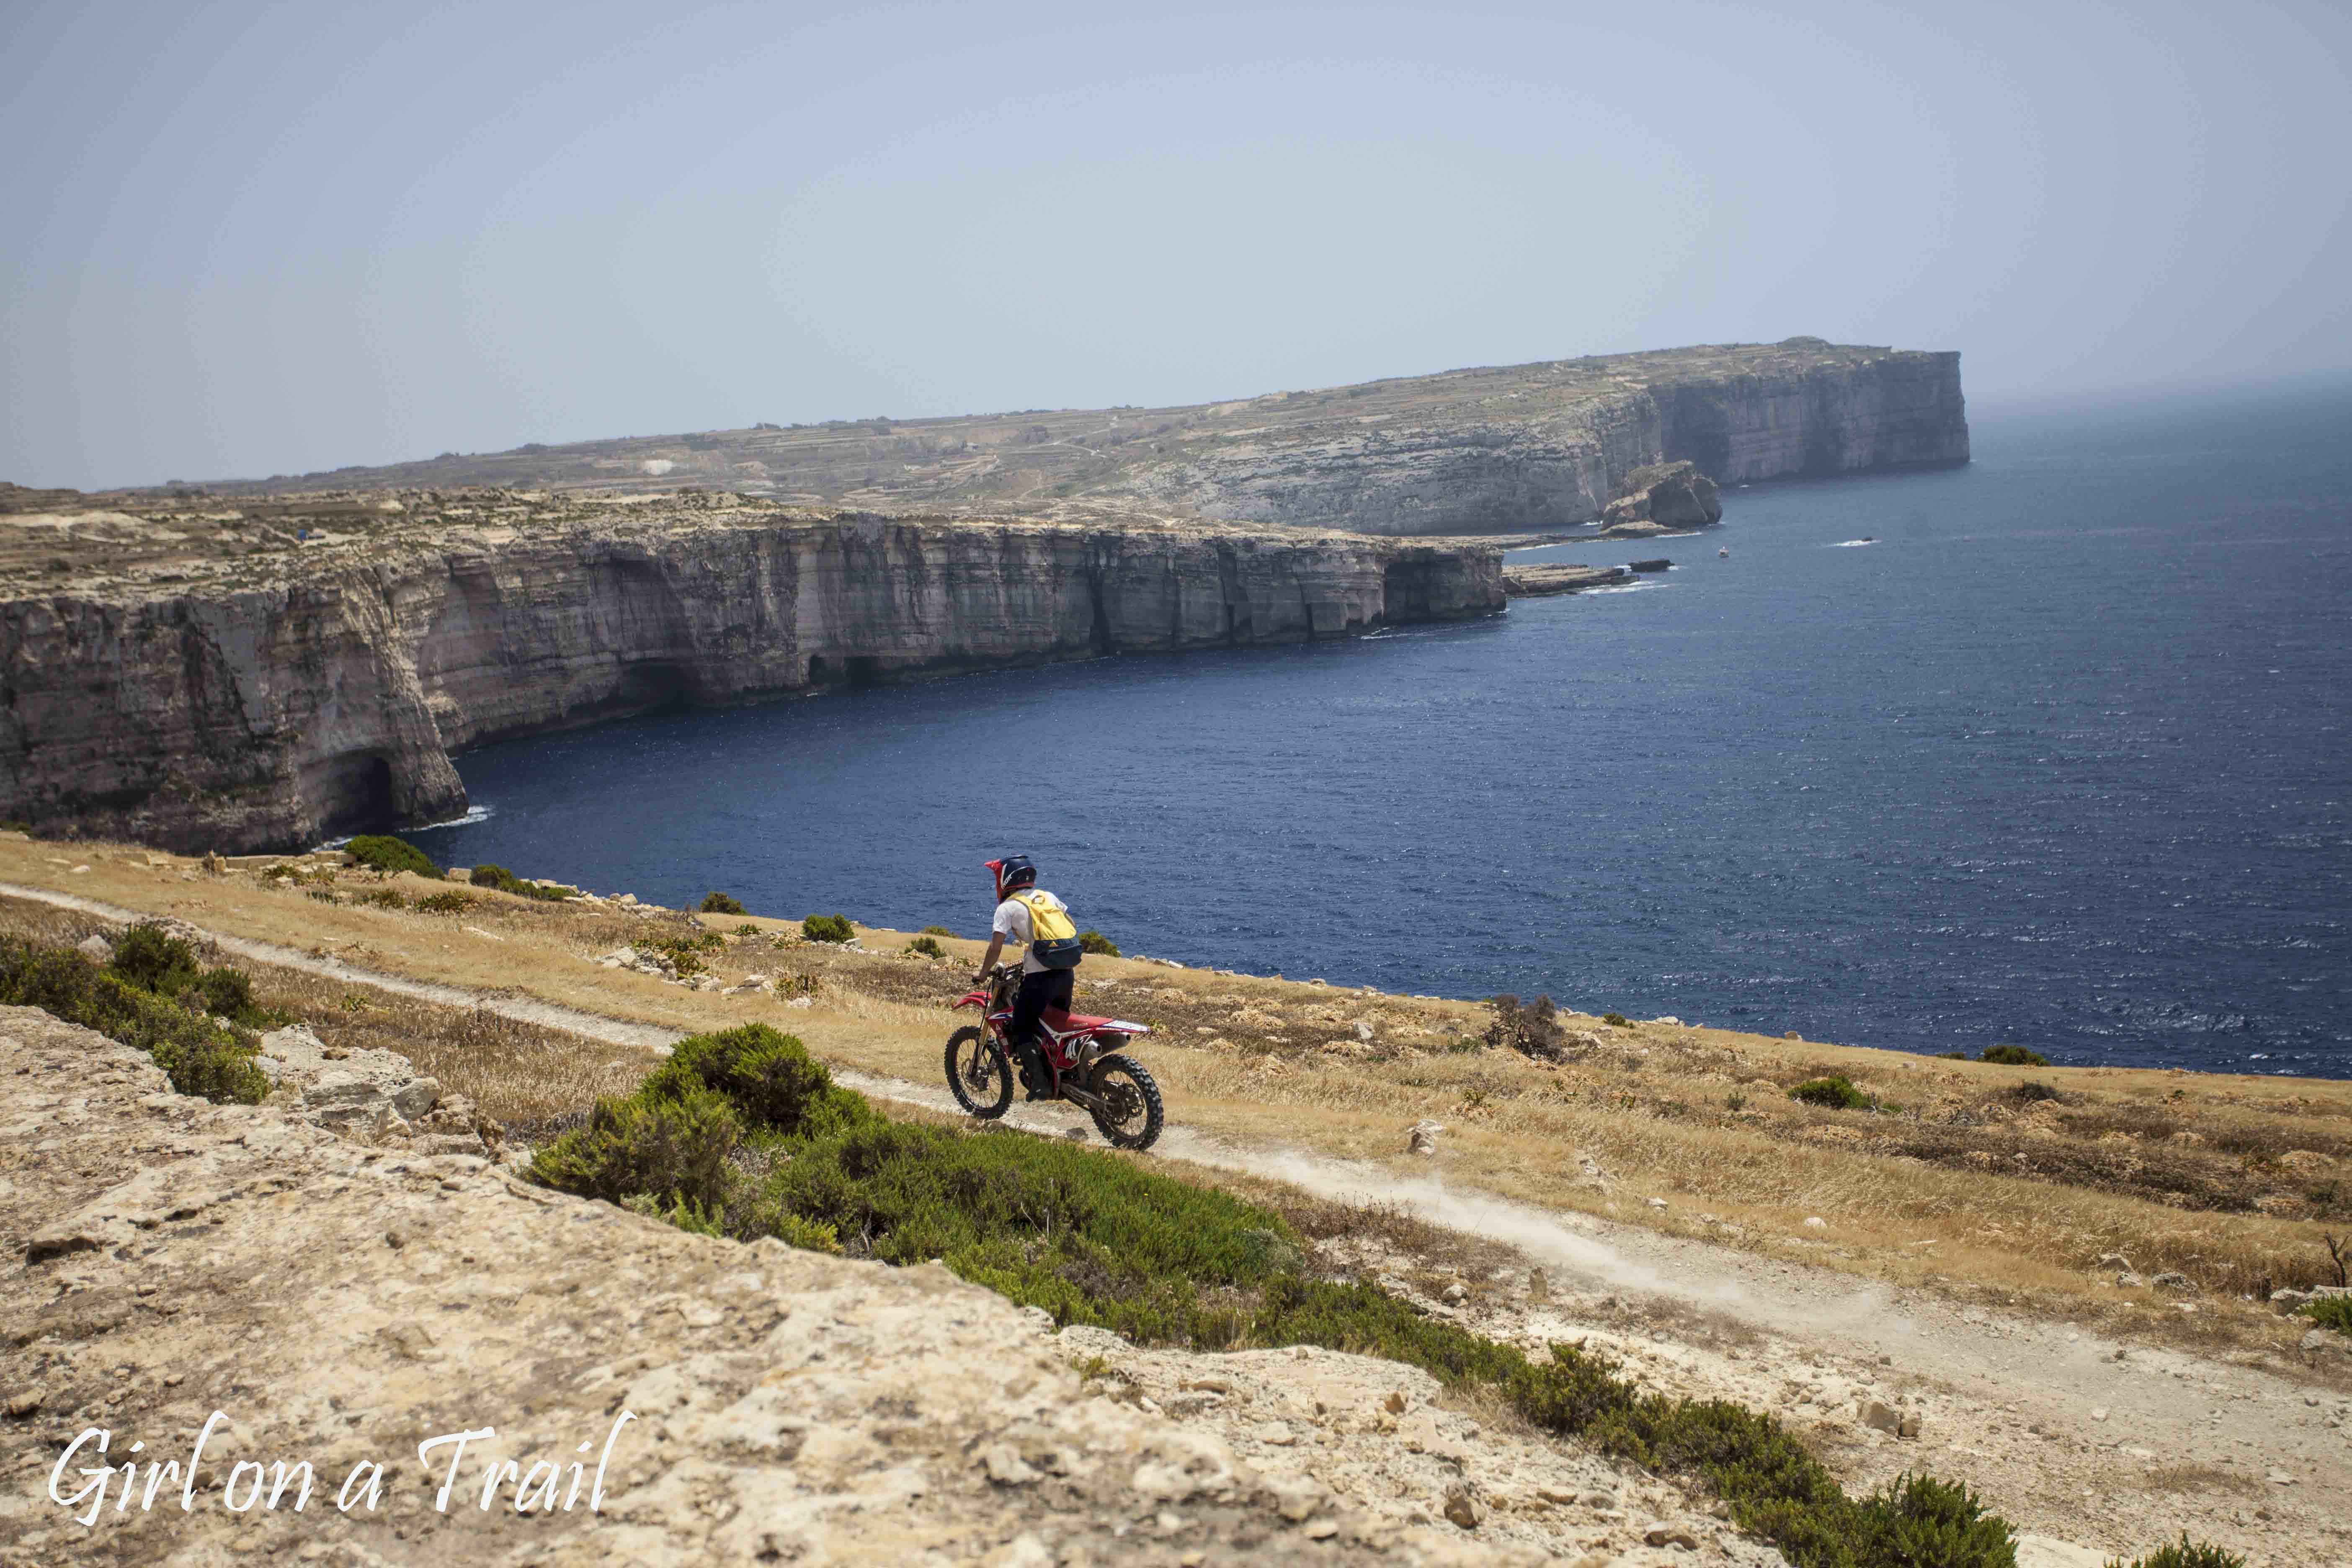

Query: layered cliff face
[163,339,1968,539]
[0,505,1501,851]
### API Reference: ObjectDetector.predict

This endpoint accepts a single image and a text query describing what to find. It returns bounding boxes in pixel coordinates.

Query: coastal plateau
[0,498,1502,852]
[150,338,1968,537]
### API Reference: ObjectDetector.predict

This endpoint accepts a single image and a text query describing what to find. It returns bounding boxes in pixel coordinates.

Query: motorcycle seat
[1042,1007,1116,1033]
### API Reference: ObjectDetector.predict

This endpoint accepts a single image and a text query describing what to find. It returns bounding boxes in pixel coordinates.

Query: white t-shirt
[992,889,1070,975]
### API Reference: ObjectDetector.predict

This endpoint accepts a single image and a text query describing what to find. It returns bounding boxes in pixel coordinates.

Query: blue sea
[410,379,2352,1076]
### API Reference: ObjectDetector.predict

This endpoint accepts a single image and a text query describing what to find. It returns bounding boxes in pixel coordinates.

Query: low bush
[1980,1044,2048,1067]
[1487,993,1569,1060]
[468,863,571,901]
[920,925,957,938]
[530,1086,742,1209]
[2105,1538,2248,1568]
[0,935,267,1103]
[1602,1011,1632,1028]
[360,887,407,910]
[699,891,746,915]
[734,923,760,937]
[109,923,201,995]
[345,835,441,879]
[1788,1076,1874,1111]
[415,890,475,914]
[2012,1081,2059,1104]
[1077,930,1120,957]
[648,1024,873,1141]
[802,913,854,944]
[2303,1295,2352,1335]
[905,936,946,959]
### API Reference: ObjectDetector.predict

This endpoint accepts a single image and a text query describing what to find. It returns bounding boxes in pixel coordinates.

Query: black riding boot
[1016,1042,1052,1101]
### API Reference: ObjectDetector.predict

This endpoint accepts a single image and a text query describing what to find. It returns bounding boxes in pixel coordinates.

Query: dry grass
[2141,1465,2262,1497]
[8,836,2349,1361]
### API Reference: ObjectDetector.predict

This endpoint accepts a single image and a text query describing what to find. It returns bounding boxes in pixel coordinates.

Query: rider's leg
[1010,970,1057,1099]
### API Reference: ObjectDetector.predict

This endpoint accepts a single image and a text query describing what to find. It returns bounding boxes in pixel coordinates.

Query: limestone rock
[1602,461,1723,533]
[0,513,1502,851]
[75,933,114,962]
[5,1002,1574,1566]
[1408,1119,1443,1156]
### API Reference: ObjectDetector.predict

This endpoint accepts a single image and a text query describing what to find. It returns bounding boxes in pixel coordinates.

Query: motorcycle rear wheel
[946,1025,1013,1119]
[1086,1053,1163,1150]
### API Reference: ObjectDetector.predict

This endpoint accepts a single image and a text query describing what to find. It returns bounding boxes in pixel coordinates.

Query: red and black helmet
[986,856,1037,901]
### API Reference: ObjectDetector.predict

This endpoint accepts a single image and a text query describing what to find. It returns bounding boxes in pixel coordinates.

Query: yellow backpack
[1015,890,1083,968]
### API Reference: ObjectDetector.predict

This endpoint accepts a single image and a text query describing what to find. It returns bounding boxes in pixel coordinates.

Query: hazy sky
[5,0,2347,489]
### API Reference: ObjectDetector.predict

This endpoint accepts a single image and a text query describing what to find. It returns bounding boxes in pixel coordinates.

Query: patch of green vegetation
[1980,1044,2049,1067]
[0,932,268,1103]
[920,925,957,938]
[2302,1295,2352,1335]
[415,890,475,914]
[802,913,854,944]
[1602,1011,1632,1028]
[734,923,760,937]
[531,1032,2092,1568]
[1788,1075,1874,1111]
[2105,1538,2248,1568]
[2012,1081,2059,1104]
[359,887,407,910]
[699,891,746,915]
[904,936,946,959]
[468,863,571,901]
[1077,930,1120,957]
[345,835,441,879]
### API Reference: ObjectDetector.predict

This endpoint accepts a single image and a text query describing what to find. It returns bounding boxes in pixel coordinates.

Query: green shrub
[0,936,267,1103]
[2303,1295,2352,1334]
[415,890,475,914]
[920,925,957,938]
[699,891,746,915]
[802,913,854,944]
[468,863,570,901]
[734,923,760,937]
[905,936,946,959]
[1938,1050,1970,1060]
[1602,1012,1632,1028]
[650,1024,872,1140]
[360,887,407,910]
[1488,993,1569,1059]
[1077,930,1120,957]
[2105,1537,2249,1568]
[529,1086,743,1209]
[345,835,441,879]
[110,923,201,995]
[1789,1076,1874,1111]
[1980,1044,2048,1067]
[2012,1080,2059,1104]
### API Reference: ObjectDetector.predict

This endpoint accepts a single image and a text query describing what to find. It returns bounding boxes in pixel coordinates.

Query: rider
[975,855,1083,1099]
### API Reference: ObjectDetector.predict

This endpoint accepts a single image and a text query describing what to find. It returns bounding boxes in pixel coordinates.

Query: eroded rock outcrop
[0,1006,1744,1565]
[1599,462,1723,536]
[0,509,1502,852]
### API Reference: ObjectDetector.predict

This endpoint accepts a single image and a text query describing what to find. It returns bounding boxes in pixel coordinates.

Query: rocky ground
[1,1009,1754,1566]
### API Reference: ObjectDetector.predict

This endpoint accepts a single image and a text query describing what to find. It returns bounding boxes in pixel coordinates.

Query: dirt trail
[19,882,2349,1565]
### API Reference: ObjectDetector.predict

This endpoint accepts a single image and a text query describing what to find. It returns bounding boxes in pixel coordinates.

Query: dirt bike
[946,964,1164,1150]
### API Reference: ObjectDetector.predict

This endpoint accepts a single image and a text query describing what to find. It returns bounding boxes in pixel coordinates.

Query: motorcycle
[946,964,1164,1150]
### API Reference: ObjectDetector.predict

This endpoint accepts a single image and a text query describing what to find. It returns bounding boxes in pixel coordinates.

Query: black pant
[1010,967,1074,1091]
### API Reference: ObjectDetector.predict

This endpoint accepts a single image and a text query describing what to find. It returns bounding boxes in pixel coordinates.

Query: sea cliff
[161,339,1970,538]
[0,503,1501,851]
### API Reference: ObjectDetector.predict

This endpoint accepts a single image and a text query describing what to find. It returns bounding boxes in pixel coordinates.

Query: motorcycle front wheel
[945,1025,1014,1119]
[1086,1053,1163,1150]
